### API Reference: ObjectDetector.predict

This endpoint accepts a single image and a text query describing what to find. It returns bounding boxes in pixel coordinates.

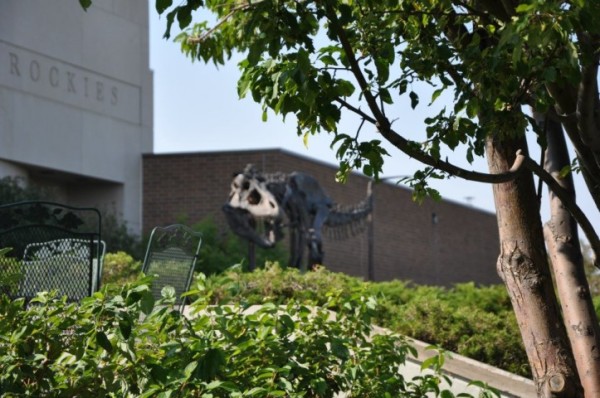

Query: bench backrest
[0,201,102,302]
[142,224,202,311]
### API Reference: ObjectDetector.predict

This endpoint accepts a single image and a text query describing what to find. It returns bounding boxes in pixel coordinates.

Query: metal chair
[0,201,102,302]
[93,240,106,292]
[141,224,202,311]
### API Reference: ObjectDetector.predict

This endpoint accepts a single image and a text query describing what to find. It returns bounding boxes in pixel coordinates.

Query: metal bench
[0,201,102,302]
[141,224,202,311]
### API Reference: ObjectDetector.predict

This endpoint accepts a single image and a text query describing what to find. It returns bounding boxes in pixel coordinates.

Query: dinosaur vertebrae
[261,171,373,240]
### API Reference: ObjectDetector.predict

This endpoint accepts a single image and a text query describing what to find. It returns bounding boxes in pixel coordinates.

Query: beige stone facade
[0,0,153,232]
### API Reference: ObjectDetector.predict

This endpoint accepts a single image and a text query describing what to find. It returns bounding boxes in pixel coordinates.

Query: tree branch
[575,32,600,151]
[519,150,600,267]
[187,2,255,44]
[326,6,385,127]
[334,97,525,183]
[327,8,528,185]
[548,85,600,212]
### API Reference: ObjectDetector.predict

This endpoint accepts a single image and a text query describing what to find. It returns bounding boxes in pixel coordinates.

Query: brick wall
[143,149,501,286]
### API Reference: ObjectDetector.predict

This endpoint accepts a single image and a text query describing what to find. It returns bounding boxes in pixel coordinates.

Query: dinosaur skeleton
[222,164,372,270]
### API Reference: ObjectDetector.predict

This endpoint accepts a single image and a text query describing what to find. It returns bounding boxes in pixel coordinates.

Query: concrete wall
[0,0,153,232]
[143,149,502,286]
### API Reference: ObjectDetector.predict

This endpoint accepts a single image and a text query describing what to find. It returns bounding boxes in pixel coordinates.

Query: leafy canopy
[151,0,596,201]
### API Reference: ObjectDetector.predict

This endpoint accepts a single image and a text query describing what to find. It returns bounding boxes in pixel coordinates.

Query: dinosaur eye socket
[242,181,250,190]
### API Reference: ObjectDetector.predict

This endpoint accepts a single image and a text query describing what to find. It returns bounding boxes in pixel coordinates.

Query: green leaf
[245,387,268,396]
[543,66,557,83]
[466,98,479,118]
[177,7,193,30]
[164,9,177,39]
[198,348,226,379]
[184,361,198,378]
[79,0,92,10]
[96,331,113,353]
[119,318,132,339]
[397,79,408,95]
[206,380,224,390]
[409,91,419,109]
[139,388,161,398]
[515,3,535,13]
[331,339,350,359]
[336,80,355,97]
[303,131,310,148]
[558,164,572,178]
[320,54,337,66]
[430,88,444,105]
[156,0,173,14]
[379,88,393,104]
[56,352,77,365]
[140,292,155,315]
[267,391,287,397]
[161,285,176,299]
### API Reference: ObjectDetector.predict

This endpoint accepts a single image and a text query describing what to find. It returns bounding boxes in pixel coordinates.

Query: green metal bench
[0,201,103,302]
[142,224,202,311]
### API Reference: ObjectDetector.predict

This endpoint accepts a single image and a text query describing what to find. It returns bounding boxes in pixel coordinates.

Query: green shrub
[101,212,143,260]
[0,278,499,397]
[205,264,529,378]
[0,248,21,296]
[0,176,57,203]
[394,298,526,376]
[207,263,362,306]
[101,251,142,285]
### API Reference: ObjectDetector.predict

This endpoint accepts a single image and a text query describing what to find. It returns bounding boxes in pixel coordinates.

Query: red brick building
[143,149,501,286]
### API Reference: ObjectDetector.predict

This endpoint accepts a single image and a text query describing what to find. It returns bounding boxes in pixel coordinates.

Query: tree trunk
[485,134,583,397]
[538,113,600,397]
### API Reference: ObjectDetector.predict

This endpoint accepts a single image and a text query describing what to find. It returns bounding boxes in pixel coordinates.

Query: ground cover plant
[0,276,499,397]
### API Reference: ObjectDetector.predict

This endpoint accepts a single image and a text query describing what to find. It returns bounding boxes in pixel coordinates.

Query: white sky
[148,7,600,237]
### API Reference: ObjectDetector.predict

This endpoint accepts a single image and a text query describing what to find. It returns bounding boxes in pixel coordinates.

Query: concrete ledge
[405,336,535,397]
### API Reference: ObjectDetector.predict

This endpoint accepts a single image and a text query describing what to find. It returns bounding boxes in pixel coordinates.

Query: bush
[0,278,499,397]
[101,251,142,285]
[101,212,143,260]
[395,297,526,376]
[207,263,363,306]
[205,264,530,378]
[0,176,57,203]
[0,248,21,296]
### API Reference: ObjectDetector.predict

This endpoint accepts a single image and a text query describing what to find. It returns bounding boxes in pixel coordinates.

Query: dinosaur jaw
[222,204,281,249]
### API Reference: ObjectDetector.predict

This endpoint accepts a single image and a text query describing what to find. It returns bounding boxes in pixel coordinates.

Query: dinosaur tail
[324,183,373,240]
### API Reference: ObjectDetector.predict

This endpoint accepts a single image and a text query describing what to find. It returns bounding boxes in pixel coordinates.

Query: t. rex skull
[222,166,284,248]
[227,172,281,218]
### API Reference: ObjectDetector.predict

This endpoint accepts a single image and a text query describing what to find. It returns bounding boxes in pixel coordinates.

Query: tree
[87,0,600,396]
